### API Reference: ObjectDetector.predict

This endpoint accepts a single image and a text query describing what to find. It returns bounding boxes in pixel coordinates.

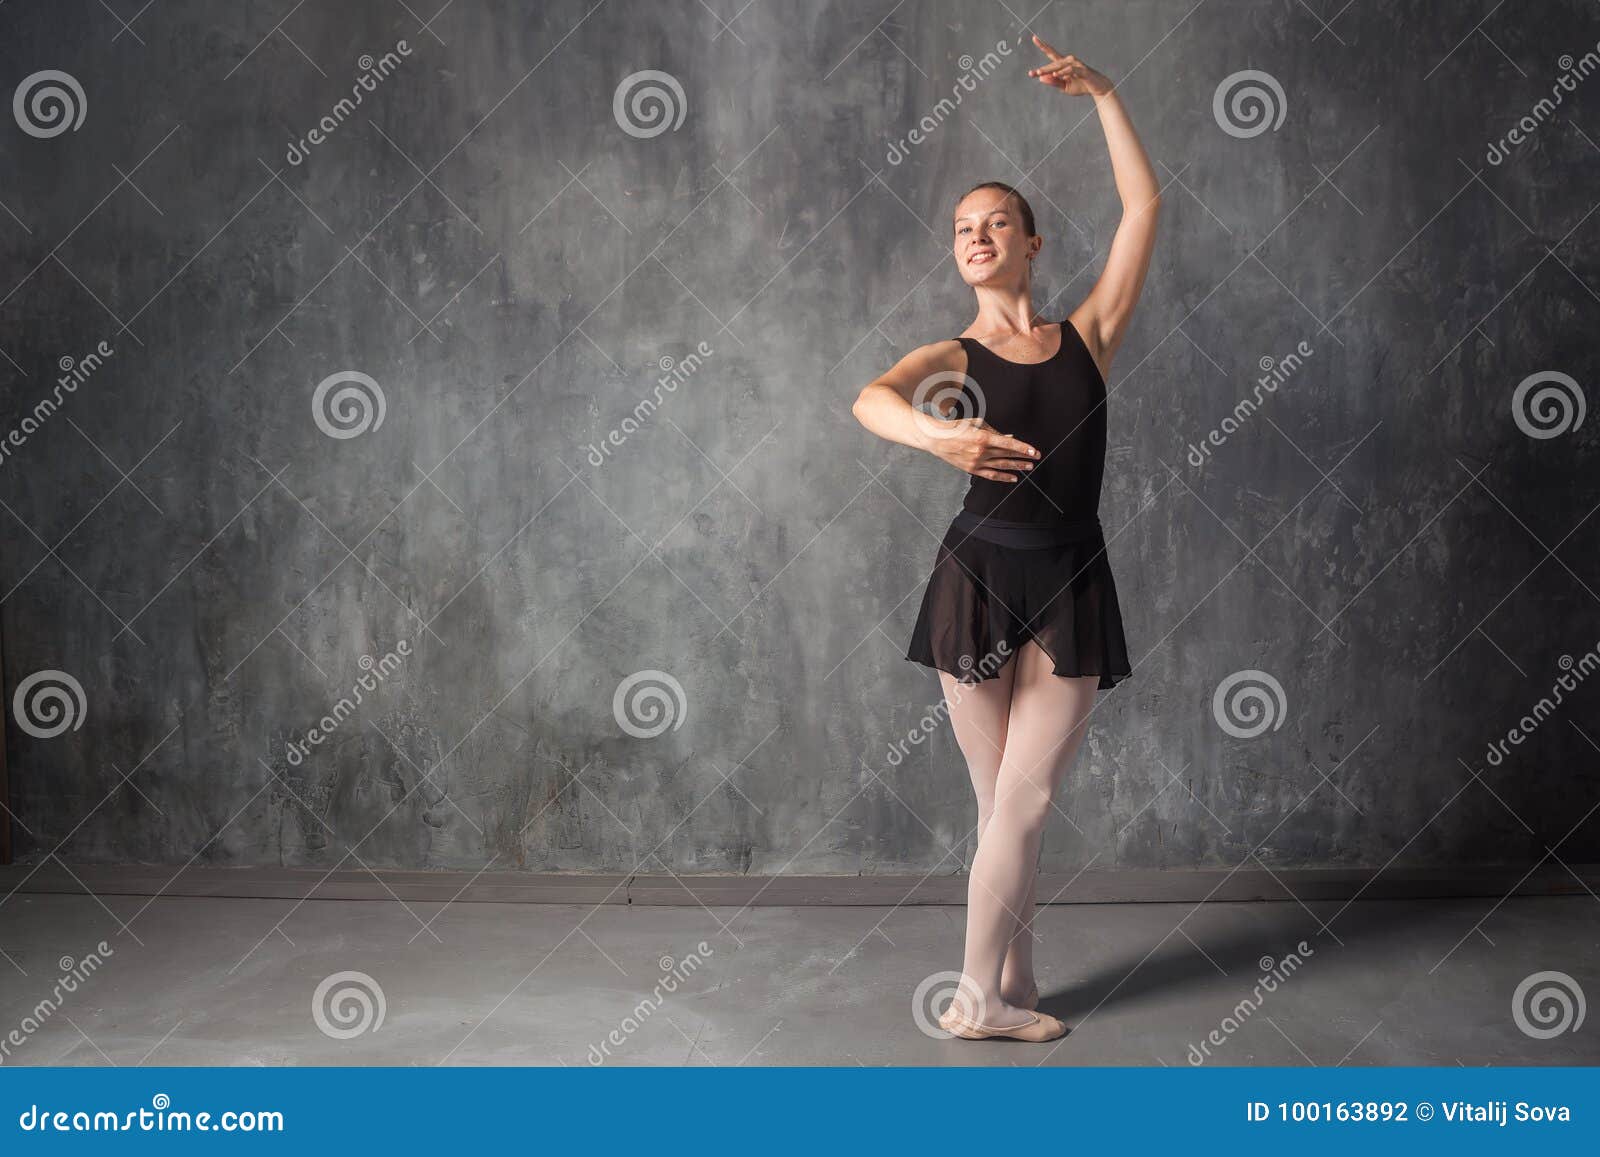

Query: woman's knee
[974,797,994,837]
[991,776,1055,834]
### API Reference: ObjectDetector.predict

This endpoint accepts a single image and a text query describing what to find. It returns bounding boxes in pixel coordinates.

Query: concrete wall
[2,0,1596,875]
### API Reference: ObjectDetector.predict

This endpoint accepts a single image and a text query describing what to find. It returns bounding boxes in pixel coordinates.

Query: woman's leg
[1001,844,1039,1003]
[951,640,1099,1028]
[934,656,1011,825]
[937,657,1015,859]
[939,656,1038,1004]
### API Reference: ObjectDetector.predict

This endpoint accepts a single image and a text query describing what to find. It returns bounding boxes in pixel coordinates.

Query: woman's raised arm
[1029,38,1162,373]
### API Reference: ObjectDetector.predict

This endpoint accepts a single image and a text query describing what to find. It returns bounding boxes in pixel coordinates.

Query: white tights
[938,640,1099,1027]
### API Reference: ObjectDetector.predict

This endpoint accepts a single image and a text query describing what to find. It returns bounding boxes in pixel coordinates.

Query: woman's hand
[922,417,1040,483]
[1027,36,1112,96]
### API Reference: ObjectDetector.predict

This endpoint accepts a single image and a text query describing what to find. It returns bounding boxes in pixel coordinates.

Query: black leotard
[905,315,1131,690]
[954,318,1107,525]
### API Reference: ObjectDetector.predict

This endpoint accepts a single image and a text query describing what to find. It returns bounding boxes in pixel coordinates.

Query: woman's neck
[970,285,1048,336]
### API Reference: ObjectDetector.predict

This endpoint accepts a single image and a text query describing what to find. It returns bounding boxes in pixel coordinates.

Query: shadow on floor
[1038,897,1476,1021]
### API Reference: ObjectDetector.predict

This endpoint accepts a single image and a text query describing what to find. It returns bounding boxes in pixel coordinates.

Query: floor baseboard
[0,862,1594,906]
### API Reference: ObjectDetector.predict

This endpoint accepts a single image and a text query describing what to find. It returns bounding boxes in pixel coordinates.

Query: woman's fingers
[986,456,1036,472]
[972,468,1021,482]
[1031,34,1065,60]
[990,433,1041,459]
[1033,55,1077,72]
[1030,58,1080,78]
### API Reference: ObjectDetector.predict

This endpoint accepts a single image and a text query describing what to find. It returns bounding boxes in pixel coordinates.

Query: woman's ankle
[1000,969,1036,999]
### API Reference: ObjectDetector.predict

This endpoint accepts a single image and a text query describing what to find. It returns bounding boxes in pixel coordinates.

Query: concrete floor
[1,893,1596,1066]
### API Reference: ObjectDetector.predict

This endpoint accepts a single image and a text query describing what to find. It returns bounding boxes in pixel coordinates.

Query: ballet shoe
[938,1002,1067,1042]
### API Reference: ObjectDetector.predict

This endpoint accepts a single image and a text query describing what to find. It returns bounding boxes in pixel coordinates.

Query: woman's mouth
[968,251,996,266]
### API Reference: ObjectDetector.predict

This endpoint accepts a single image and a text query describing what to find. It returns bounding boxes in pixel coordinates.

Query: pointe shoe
[938,1002,1067,1043]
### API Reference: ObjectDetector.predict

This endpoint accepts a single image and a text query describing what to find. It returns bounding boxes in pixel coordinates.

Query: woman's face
[952,191,1037,287]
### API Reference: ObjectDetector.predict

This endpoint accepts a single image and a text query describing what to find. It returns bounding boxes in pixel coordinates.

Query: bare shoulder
[894,336,966,376]
[868,336,967,402]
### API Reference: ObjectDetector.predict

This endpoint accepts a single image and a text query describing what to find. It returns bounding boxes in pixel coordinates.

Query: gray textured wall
[2,0,1596,877]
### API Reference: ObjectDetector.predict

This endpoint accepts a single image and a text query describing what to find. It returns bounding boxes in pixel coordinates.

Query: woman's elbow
[850,386,874,425]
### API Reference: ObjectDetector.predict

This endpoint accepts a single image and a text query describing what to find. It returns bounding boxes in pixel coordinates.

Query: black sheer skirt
[906,513,1132,691]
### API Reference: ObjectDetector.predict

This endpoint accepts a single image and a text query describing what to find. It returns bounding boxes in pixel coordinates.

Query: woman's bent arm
[851,341,1041,483]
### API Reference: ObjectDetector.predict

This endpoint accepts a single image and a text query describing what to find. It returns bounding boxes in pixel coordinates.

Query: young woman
[851,38,1161,1043]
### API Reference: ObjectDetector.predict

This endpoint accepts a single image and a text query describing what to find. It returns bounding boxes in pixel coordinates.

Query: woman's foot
[939,1000,1066,1042]
[938,994,1042,1034]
